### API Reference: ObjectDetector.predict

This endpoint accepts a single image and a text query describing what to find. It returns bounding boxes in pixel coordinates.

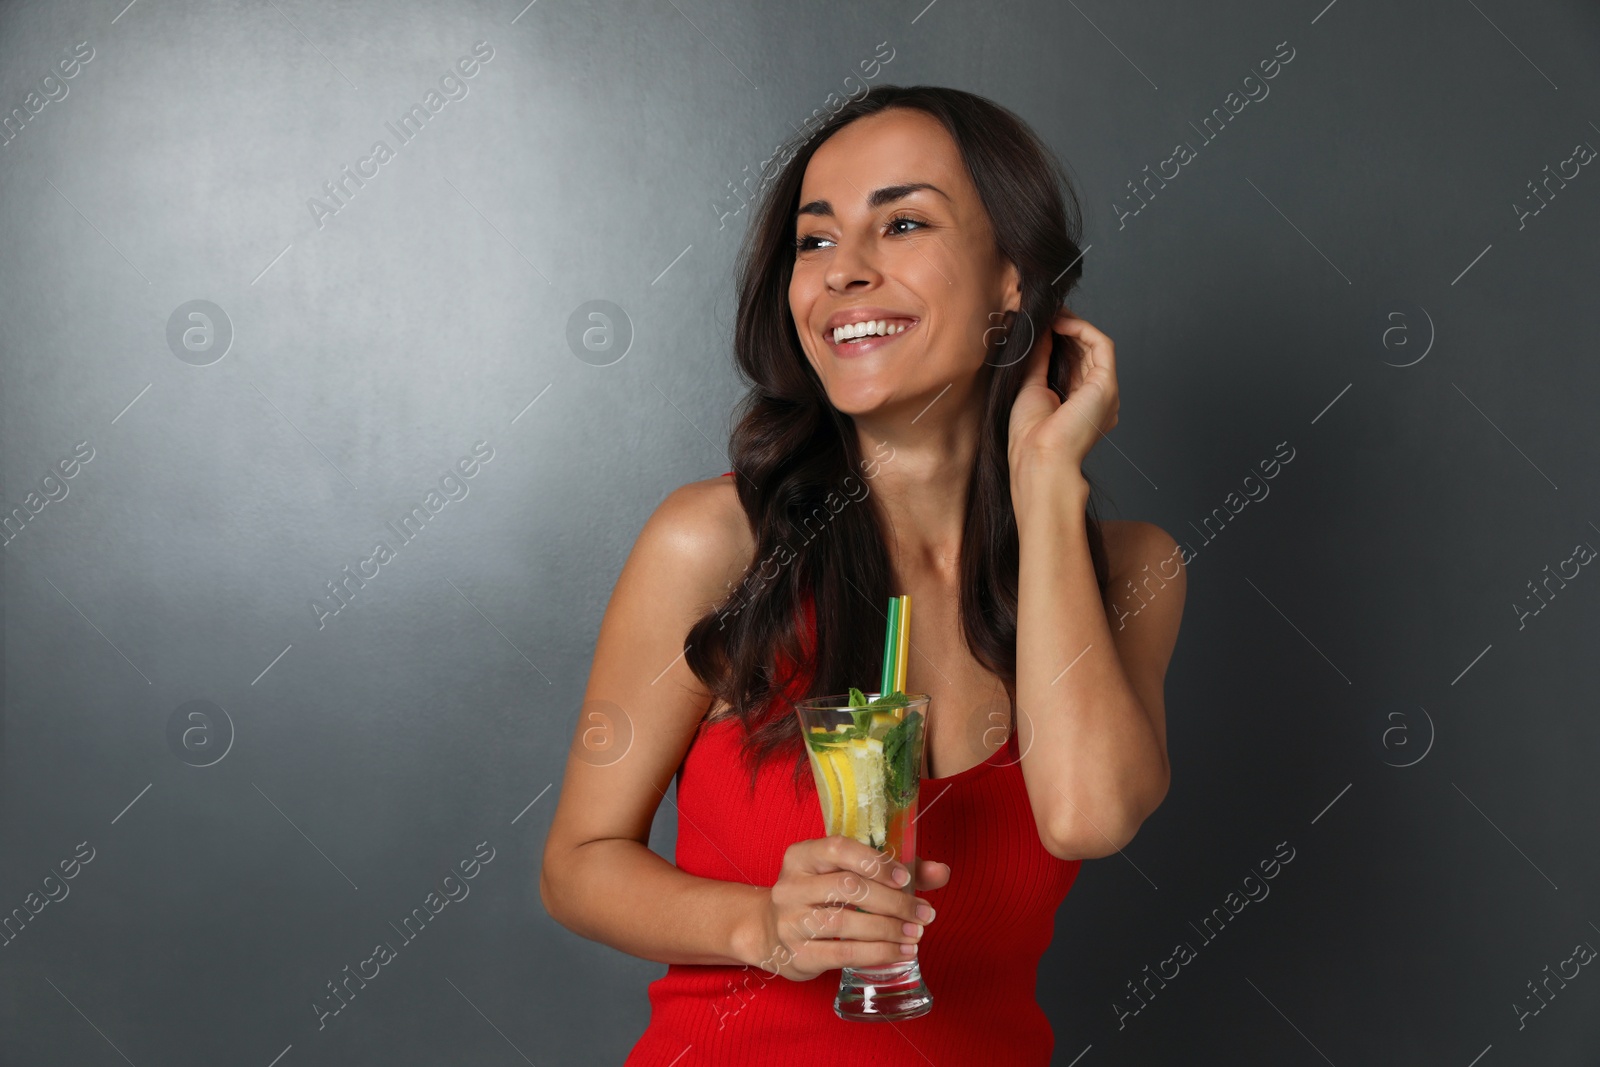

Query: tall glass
[792,692,933,1021]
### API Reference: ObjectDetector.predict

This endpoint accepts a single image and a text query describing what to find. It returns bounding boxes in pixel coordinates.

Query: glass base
[834,958,933,1021]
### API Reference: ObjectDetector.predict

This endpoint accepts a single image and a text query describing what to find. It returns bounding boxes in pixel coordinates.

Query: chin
[822,382,897,416]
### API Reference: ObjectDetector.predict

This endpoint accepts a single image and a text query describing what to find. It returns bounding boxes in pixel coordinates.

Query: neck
[852,394,984,582]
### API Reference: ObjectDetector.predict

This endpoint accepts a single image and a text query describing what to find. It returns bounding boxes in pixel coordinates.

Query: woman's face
[789,107,1021,420]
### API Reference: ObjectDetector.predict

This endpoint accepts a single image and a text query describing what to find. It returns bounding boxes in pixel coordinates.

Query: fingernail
[901,921,923,938]
[900,943,918,956]
[893,867,909,886]
[916,904,935,923]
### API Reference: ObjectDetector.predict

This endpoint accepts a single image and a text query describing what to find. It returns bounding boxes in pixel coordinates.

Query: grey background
[2,0,1598,1063]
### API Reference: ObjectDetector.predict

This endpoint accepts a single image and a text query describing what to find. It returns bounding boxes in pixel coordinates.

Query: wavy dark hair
[683,84,1114,797]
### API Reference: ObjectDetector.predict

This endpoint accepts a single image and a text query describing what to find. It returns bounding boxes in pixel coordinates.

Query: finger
[797,836,913,890]
[823,871,933,927]
[780,927,907,977]
[1045,307,1090,383]
[791,900,926,950]
[812,936,919,972]
[914,858,951,890]
[1053,314,1115,367]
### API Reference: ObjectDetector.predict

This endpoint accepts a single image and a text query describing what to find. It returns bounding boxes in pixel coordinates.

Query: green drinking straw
[878,595,900,698]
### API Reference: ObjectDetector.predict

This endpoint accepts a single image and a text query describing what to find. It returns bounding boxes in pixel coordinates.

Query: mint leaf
[867,691,910,710]
[881,713,923,807]
[848,687,869,708]
[805,730,841,753]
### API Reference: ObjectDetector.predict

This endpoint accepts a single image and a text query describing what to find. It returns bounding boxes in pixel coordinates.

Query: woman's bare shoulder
[1099,519,1182,580]
[638,475,756,602]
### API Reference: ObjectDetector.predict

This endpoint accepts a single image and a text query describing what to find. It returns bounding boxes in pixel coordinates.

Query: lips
[822,311,919,358]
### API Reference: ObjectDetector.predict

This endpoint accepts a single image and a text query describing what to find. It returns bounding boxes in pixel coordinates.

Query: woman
[540,85,1186,1065]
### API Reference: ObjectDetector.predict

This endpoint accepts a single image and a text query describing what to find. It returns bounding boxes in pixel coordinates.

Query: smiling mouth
[825,318,918,354]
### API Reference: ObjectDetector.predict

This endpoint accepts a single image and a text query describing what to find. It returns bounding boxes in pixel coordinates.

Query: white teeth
[831,320,909,344]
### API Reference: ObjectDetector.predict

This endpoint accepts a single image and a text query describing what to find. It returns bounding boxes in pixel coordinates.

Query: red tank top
[623,473,1083,1065]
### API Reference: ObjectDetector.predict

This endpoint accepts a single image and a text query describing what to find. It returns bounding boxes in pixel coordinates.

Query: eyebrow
[795,182,950,219]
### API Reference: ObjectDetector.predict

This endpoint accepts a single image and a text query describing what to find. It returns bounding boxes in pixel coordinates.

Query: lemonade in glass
[794,689,933,1021]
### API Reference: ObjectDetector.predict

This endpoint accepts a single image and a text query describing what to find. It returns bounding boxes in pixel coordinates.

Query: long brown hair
[684,84,1113,796]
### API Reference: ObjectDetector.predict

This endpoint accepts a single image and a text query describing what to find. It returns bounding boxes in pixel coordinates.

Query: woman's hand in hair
[1007,307,1119,502]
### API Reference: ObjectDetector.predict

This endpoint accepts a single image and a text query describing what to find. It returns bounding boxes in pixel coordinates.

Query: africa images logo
[309,440,495,629]
[305,41,495,230]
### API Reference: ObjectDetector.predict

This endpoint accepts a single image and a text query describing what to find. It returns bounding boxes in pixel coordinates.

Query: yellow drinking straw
[893,594,911,694]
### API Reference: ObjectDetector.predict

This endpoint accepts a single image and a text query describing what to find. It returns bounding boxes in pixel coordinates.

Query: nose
[824,233,883,293]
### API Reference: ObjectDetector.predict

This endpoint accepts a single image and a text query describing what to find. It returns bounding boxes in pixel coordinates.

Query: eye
[793,214,931,254]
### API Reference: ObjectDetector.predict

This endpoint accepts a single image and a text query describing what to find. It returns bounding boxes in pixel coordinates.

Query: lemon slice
[838,740,886,847]
[854,744,887,848]
[831,747,858,840]
[813,749,842,835]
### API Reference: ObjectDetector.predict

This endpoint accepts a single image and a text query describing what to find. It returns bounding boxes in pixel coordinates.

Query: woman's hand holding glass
[751,835,949,981]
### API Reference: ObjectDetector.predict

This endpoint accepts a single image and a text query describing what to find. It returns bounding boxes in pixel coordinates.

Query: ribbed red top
[623,473,1083,1065]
